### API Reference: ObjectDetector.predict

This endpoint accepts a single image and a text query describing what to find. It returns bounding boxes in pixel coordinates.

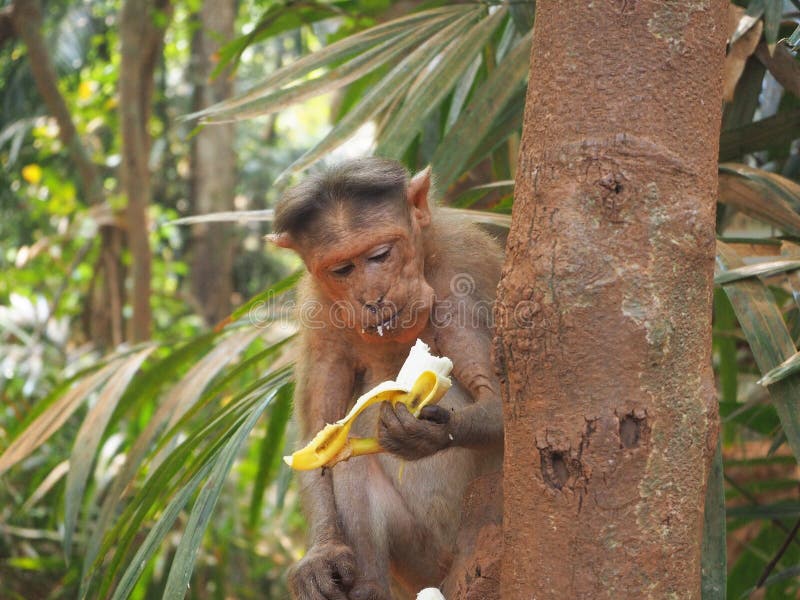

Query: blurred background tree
[0,0,799,598]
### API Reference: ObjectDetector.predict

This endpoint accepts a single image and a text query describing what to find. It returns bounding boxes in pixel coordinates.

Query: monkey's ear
[265,232,297,250]
[408,166,432,227]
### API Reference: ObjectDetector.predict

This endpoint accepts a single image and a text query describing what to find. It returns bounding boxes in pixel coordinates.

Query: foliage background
[0,0,799,598]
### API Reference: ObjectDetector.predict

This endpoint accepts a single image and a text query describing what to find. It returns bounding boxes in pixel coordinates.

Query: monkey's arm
[287,337,359,599]
[379,311,503,460]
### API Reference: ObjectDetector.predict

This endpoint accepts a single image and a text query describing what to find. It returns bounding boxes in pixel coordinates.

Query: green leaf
[275,9,481,184]
[713,288,738,404]
[787,23,800,50]
[80,329,262,594]
[63,346,156,557]
[445,55,481,132]
[376,6,507,159]
[716,241,800,462]
[719,110,800,164]
[763,0,782,50]
[249,381,293,529]
[213,3,343,77]
[161,388,276,600]
[701,442,726,600]
[95,366,293,598]
[225,270,304,327]
[758,350,800,386]
[727,502,800,521]
[432,30,532,193]
[107,462,213,600]
[508,0,535,34]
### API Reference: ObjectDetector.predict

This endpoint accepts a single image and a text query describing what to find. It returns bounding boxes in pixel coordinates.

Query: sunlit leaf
[758,350,800,386]
[731,0,765,45]
[21,460,69,512]
[189,5,471,122]
[714,258,800,285]
[204,30,431,123]
[0,358,122,476]
[213,3,343,77]
[168,209,274,226]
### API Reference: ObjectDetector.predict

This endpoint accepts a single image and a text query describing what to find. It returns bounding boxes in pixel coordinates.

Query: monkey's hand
[287,539,357,600]
[378,402,454,460]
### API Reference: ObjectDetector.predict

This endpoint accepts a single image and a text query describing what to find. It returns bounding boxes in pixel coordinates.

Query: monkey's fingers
[418,404,451,424]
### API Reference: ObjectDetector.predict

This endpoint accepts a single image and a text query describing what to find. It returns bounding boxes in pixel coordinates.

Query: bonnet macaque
[272,158,503,599]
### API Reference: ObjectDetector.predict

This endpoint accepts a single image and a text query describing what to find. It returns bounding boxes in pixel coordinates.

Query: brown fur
[282,160,503,600]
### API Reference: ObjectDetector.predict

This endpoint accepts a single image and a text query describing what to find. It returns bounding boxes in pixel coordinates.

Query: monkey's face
[305,220,434,344]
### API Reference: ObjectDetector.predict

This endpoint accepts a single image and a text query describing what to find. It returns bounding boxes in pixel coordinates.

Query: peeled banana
[283,340,453,470]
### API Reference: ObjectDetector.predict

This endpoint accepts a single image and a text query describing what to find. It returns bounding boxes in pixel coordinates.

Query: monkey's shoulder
[426,217,503,303]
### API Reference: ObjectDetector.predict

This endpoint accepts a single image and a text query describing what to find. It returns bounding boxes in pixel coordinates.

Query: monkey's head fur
[271,158,436,344]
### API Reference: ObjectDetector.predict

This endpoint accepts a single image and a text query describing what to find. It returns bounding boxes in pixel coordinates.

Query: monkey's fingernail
[448,434,454,441]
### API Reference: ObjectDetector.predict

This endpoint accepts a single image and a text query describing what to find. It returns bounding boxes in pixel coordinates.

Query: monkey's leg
[332,457,393,600]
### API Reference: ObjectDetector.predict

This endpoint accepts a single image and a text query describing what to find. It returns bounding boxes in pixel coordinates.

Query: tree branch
[0,5,17,50]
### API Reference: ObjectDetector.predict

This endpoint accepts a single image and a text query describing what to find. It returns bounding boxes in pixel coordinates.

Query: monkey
[271,157,504,600]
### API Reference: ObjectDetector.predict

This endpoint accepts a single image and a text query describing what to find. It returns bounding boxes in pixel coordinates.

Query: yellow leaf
[22,164,42,184]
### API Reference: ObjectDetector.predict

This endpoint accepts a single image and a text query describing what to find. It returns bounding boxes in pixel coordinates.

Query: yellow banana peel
[283,340,453,470]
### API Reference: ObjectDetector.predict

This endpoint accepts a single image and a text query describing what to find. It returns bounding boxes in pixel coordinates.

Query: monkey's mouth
[362,306,403,337]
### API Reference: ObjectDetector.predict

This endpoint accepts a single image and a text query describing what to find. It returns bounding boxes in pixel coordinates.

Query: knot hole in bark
[619,411,649,448]
[540,448,584,490]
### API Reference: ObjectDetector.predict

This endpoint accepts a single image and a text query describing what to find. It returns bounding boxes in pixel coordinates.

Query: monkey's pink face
[305,223,434,344]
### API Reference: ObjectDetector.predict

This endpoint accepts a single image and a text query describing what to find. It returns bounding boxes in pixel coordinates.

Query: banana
[283,340,453,470]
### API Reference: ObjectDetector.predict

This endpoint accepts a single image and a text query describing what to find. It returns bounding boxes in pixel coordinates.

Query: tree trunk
[119,0,172,342]
[189,0,236,325]
[495,2,727,597]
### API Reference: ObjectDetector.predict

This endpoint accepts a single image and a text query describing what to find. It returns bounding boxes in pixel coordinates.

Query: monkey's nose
[365,295,385,313]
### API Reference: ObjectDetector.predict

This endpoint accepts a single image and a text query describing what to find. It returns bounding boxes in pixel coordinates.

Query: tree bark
[119,0,172,342]
[495,2,727,598]
[189,0,236,325]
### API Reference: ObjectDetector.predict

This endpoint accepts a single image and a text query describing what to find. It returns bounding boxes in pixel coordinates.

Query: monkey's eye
[368,247,391,263]
[331,263,355,277]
